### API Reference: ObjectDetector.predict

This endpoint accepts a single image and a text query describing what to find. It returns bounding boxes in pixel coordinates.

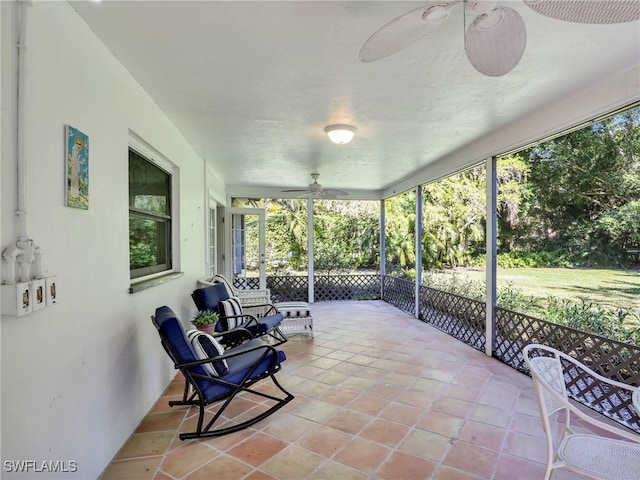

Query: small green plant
[191,310,219,327]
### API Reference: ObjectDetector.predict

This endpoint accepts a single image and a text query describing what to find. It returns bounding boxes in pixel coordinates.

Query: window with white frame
[129,148,172,279]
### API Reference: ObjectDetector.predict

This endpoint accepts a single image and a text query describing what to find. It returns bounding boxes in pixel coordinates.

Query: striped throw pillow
[186,330,229,377]
[220,297,244,329]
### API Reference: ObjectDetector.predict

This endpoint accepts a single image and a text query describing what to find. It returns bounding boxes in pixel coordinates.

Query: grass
[449,267,640,311]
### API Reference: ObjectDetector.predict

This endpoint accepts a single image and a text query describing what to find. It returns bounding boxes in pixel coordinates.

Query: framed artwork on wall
[65,125,89,209]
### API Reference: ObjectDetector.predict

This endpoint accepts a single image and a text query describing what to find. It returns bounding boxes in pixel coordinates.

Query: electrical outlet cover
[45,276,58,306]
[30,279,46,311]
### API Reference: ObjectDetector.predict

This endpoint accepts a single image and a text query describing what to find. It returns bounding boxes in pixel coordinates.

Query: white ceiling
[69,1,640,199]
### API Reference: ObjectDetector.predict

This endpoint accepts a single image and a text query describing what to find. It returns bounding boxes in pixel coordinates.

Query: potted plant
[191,310,219,335]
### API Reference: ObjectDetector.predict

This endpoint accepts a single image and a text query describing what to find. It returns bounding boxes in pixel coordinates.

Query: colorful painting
[65,125,89,209]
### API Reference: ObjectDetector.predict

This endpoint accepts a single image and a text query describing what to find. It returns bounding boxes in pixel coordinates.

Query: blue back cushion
[154,306,212,388]
[192,284,230,316]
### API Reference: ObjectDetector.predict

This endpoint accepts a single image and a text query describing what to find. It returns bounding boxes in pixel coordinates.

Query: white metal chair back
[523,344,640,480]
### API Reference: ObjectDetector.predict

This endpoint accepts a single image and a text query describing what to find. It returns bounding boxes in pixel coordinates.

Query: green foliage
[421,166,487,268]
[423,270,485,299]
[541,297,640,345]
[312,200,379,273]
[385,191,416,271]
[232,198,379,274]
[423,271,640,343]
[496,282,541,312]
[407,155,530,271]
[314,242,350,274]
[509,107,640,266]
[266,199,309,271]
[129,242,156,269]
[496,250,571,268]
[129,216,158,269]
[191,310,219,326]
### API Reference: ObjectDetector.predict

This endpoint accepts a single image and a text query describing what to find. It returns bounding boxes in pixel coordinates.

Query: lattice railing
[234,274,381,303]
[495,307,640,385]
[266,276,310,302]
[382,276,415,315]
[559,354,640,433]
[495,307,640,432]
[313,274,381,302]
[232,277,260,290]
[420,286,486,352]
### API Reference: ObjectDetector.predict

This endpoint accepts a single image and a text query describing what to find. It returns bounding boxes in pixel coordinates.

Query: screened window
[129,149,172,279]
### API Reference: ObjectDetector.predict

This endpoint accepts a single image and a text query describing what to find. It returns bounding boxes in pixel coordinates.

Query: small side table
[275,302,314,337]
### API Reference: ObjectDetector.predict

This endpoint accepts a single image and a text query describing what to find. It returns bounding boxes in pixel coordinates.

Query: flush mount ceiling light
[324,124,357,144]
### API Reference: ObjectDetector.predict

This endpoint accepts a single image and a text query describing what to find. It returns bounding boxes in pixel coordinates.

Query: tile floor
[100,300,608,480]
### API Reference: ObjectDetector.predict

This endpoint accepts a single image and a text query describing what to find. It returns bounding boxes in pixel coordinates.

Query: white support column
[415,186,423,318]
[307,197,314,303]
[380,199,386,299]
[486,156,498,356]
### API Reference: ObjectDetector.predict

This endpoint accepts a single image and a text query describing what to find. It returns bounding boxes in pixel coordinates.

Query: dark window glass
[129,149,172,278]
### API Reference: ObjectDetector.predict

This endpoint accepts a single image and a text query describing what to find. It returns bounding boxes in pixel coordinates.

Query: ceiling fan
[281,173,348,199]
[359,0,640,77]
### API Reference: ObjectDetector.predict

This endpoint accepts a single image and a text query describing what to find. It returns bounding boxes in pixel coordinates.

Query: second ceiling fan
[281,173,348,199]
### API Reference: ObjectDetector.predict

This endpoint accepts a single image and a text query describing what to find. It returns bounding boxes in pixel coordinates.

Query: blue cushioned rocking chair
[192,283,288,347]
[151,306,294,439]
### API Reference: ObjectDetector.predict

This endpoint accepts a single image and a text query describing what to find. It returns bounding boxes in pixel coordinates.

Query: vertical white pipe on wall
[380,199,386,299]
[307,197,314,303]
[16,0,29,241]
[486,156,498,356]
[415,186,423,318]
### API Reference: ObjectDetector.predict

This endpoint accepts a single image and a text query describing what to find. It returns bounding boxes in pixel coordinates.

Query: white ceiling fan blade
[359,1,462,62]
[323,188,349,197]
[281,189,310,193]
[464,6,526,77]
[524,0,640,24]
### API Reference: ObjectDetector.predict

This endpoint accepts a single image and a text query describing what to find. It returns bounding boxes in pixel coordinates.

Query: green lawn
[452,267,640,311]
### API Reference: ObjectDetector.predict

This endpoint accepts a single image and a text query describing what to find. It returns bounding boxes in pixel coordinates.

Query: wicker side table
[275,302,314,337]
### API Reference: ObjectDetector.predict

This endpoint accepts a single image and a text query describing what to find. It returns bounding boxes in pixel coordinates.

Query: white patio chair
[198,274,271,316]
[200,274,314,337]
[523,344,640,480]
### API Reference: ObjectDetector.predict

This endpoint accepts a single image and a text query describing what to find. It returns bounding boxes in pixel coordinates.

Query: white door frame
[224,207,266,290]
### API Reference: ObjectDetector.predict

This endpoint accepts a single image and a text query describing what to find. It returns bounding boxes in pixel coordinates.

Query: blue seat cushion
[255,313,284,334]
[200,339,287,402]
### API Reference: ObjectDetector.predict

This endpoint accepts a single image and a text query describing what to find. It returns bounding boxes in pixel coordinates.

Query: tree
[513,107,640,266]
[385,191,416,275]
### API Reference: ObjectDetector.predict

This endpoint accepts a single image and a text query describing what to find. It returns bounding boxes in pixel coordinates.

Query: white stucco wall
[1,2,214,478]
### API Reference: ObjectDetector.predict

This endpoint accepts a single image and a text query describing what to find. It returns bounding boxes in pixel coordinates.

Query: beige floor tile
[100,457,163,480]
[115,431,176,459]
